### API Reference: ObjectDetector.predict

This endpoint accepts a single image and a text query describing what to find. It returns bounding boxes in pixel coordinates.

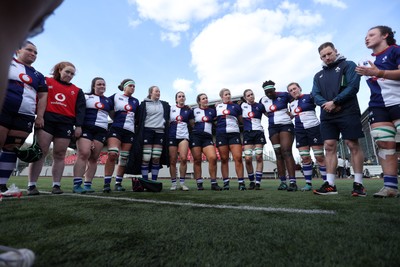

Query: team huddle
[0,25,399,198]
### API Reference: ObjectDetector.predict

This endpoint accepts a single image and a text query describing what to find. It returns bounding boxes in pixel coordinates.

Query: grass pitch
[1,176,399,266]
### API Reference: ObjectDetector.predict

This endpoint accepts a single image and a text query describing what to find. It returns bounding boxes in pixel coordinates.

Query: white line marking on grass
[56,193,336,215]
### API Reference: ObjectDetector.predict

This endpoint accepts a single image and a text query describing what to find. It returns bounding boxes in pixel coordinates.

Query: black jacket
[125,99,170,175]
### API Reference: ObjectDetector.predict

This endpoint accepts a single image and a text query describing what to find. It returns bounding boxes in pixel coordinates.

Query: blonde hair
[219,88,230,98]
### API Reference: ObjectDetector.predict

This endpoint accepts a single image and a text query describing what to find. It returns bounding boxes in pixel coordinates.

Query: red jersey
[45,77,79,118]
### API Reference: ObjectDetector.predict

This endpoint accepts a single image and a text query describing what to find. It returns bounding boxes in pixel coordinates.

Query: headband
[263,85,275,90]
[123,80,135,88]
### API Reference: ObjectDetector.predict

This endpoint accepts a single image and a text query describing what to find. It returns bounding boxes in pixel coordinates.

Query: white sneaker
[170,184,177,191]
[373,186,399,198]
[180,184,189,191]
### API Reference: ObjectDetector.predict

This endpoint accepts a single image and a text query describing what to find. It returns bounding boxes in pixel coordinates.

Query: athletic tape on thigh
[370,125,396,142]
[152,147,162,158]
[244,149,253,157]
[118,151,129,167]
[313,148,324,156]
[394,119,400,142]
[142,147,152,162]
[299,149,310,157]
[255,147,263,155]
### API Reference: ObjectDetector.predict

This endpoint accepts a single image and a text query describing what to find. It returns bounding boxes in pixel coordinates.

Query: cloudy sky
[28,0,399,159]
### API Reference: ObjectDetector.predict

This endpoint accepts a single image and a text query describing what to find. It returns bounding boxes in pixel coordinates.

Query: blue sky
[29,0,399,159]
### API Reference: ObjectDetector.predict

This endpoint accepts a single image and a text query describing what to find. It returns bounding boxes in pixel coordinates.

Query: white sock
[327,173,336,186]
[354,173,363,184]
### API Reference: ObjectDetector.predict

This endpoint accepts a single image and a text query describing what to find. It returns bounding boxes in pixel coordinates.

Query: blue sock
[248,173,255,182]
[141,164,149,180]
[0,151,17,185]
[384,175,398,189]
[255,171,262,183]
[104,176,112,185]
[115,176,123,184]
[319,166,327,181]
[302,163,313,183]
[73,178,83,186]
[151,164,160,181]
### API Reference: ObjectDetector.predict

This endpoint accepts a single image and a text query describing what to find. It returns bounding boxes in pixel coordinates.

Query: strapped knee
[142,147,152,162]
[118,151,129,167]
[255,147,263,155]
[152,147,162,159]
[371,125,397,159]
[313,148,324,157]
[272,144,281,152]
[244,149,253,157]
[108,147,119,155]
[299,149,310,157]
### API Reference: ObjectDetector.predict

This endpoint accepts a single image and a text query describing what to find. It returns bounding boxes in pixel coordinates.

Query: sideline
[29,190,336,215]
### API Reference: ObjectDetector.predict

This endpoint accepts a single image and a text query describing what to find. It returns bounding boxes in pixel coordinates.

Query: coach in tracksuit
[311,41,366,197]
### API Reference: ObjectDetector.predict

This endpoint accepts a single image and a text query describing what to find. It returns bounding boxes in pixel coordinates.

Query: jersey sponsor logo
[294,107,302,114]
[19,73,32,84]
[55,93,66,102]
[95,102,105,109]
[248,111,255,118]
[269,105,277,112]
[176,115,183,122]
[124,104,132,111]
[202,116,209,122]
[223,109,230,115]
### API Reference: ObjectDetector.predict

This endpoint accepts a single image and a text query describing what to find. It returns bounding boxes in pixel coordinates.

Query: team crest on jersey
[313,138,318,143]
[382,55,387,63]
[335,66,341,73]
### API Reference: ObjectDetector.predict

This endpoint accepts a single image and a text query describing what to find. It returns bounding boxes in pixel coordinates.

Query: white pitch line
[47,192,336,215]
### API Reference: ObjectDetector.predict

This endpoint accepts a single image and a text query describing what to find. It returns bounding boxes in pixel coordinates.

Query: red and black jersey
[44,77,86,126]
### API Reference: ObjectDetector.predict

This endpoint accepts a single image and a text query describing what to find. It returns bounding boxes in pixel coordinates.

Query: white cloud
[128,0,223,46]
[161,32,181,47]
[173,78,194,94]
[128,18,142,28]
[313,0,347,9]
[190,5,326,100]
[128,0,221,31]
[233,0,262,12]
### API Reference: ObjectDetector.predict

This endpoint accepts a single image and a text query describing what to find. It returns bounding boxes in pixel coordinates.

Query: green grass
[1,176,400,266]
